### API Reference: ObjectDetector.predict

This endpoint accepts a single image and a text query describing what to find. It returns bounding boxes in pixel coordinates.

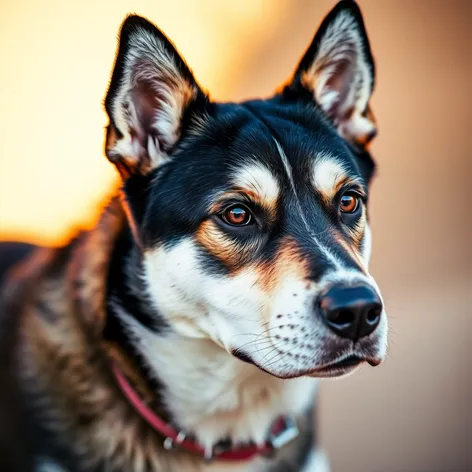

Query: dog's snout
[318,284,382,342]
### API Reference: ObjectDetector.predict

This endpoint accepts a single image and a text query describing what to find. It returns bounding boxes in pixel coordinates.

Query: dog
[0,1,387,471]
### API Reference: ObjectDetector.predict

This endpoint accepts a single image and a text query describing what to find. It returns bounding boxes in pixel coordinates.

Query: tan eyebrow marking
[313,156,354,202]
[230,162,280,212]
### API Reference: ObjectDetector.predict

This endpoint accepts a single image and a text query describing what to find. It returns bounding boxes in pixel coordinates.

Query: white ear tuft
[287,1,377,148]
[104,16,206,177]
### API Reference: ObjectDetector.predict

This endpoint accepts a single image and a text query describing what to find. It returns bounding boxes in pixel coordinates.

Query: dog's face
[104,1,387,379]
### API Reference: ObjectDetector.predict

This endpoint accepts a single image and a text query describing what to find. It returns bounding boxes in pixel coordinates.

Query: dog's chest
[168,369,316,448]
[118,314,318,449]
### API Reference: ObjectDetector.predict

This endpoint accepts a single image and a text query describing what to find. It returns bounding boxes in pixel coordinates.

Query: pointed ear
[104,15,208,178]
[285,1,376,148]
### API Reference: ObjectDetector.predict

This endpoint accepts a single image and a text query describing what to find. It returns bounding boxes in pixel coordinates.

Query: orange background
[0,1,471,471]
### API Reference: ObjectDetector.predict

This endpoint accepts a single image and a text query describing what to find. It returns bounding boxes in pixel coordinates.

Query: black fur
[133,98,374,277]
[0,1,380,470]
[104,223,168,397]
[0,242,37,283]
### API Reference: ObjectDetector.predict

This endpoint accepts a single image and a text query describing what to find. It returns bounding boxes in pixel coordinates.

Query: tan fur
[196,220,263,270]
[68,198,125,335]
[254,237,309,296]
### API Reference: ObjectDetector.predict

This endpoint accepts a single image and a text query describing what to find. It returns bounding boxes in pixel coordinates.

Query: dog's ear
[283,1,376,148]
[104,15,208,178]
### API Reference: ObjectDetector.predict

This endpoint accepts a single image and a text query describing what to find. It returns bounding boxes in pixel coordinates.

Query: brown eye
[222,205,253,226]
[339,194,360,213]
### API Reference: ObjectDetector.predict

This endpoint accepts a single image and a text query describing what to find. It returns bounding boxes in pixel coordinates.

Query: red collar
[112,363,299,462]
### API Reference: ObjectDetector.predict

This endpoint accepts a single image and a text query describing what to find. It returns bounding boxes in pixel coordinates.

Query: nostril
[366,305,382,325]
[330,309,355,327]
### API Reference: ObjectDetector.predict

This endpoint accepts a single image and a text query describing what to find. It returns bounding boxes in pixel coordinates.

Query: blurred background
[0,0,470,470]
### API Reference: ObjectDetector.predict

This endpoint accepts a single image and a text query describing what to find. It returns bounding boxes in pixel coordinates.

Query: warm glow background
[0,0,291,243]
[0,1,471,471]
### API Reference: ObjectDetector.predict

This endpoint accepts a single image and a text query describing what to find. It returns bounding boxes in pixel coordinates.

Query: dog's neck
[104,224,318,450]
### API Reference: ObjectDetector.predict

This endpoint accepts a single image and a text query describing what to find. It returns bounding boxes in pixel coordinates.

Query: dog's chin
[231,350,382,380]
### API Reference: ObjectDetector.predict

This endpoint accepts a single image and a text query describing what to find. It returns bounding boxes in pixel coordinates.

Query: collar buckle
[204,445,214,463]
[267,416,299,450]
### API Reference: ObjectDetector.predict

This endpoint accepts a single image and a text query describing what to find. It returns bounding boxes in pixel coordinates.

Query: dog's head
[104,1,387,379]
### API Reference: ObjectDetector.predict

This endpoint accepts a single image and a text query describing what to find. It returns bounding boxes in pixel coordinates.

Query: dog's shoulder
[0,239,82,472]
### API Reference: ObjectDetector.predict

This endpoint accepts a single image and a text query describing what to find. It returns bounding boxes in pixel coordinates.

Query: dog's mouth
[232,349,381,379]
[305,355,382,378]
[306,354,364,377]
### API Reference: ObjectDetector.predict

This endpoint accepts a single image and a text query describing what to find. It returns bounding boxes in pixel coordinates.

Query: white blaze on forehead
[312,155,349,199]
[231,162,280,207]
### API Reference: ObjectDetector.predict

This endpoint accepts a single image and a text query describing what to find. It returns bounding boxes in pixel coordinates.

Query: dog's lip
[231,349,382,379]
[366,357,382,367]
[310,354,382,370]
[307,354,364,374]
[301,354,383,378]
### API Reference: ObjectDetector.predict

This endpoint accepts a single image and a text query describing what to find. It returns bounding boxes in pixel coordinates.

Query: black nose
[319,284,382,341]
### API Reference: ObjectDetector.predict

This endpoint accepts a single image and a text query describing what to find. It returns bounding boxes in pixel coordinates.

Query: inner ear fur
[284,1,377,148]
[104,15,208,178]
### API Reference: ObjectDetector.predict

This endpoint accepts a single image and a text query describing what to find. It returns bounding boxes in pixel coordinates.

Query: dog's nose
[318,284,382,341]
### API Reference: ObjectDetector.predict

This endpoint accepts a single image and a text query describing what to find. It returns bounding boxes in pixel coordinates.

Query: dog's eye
[221,205,253,226]
[339,194,360,214]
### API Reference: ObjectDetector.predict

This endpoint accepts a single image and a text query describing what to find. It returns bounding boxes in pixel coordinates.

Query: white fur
[301,448,331,472]
[310,12,371,113]
[115,302,317,450]
[231,162,280,208]
[141,231,387,375]
[142,240,328,377]
[36,458,67,472]
[362,222,372,267]
[312,155,348,199]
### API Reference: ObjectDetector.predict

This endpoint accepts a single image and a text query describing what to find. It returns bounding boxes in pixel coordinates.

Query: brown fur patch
[354,105,377,148]
[68,198,125,336]
[196,219,263,271]
[254,237,309,294]
[105,126,133,180]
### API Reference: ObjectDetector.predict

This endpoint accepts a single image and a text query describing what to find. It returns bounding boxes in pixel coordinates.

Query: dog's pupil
[230,208,246,222]
[341,196,356,212]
